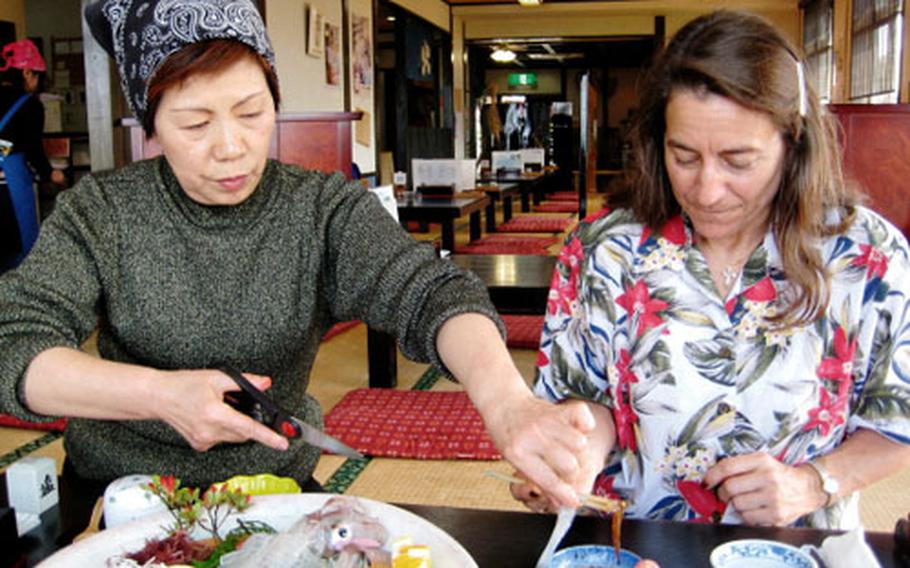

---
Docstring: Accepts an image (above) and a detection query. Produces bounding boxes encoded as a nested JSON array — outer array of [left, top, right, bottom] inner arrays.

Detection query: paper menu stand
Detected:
[[491, 150, 523, 175], [393, 171, 407, 195], [411, 159, 475, 193], [519, 148, 546, 172], [6, 456, 57, 535]]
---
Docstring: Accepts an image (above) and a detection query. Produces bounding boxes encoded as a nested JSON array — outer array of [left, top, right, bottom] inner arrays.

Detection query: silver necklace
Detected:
[[722, 265, 740, 287]]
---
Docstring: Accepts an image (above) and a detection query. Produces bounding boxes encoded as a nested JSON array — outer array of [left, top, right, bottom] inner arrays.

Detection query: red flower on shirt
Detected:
[[616, 280, 669, 336], [816, 326, 857, 397], [558, 236, 585, 274], [611, 349, 639, 452], [536, 348, 550, 368], [677, 479, 727, 523], [547, 274, 577, 316], [851, 244, 889, 280], [742, 276, 777, 302], [592, 474, 621, 501], [582, 207, 611, 224], [640, 215, 686, 248], [803, 387, 847, 437], [546, 237, 585, 316]]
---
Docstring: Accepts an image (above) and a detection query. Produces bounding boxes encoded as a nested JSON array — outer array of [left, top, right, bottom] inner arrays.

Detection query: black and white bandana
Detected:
[[84, 0, 276, 122]]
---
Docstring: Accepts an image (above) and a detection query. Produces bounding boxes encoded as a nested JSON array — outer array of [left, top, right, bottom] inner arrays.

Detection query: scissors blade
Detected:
[[291, 417, 365, 460]]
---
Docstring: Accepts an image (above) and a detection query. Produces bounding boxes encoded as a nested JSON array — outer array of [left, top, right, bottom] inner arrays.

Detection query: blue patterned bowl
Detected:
[[551, 545, 642, 567], [711, 539, 818, 568]]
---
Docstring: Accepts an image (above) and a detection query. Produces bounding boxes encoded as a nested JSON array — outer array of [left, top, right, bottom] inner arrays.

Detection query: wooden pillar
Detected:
[[80, 0, 114, 172]]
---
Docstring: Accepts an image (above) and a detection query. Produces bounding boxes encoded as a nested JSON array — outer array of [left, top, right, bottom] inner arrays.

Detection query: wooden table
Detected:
[[470, 183, 519, 232], [477, 171, 550, 212], [396, 194, 490, 252], [368, 255, 556, 389], [5, 472, 902, 567], [408, 504, 903, 567], [451, 254, 556, 314]]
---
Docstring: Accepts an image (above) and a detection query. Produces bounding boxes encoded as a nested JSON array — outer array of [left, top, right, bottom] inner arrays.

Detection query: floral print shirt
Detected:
[[534, 206, 910, 529]]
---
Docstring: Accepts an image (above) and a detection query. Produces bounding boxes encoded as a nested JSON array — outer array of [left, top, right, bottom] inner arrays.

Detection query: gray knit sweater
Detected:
[[0, 158, 501, 488]]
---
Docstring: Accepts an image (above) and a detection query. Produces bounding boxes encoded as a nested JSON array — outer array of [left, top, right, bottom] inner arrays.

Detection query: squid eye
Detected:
[[330, 524, 352, 547]]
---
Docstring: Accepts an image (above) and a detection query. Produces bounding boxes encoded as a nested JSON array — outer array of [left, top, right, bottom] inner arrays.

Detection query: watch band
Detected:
[[805, 460, 839, 508]]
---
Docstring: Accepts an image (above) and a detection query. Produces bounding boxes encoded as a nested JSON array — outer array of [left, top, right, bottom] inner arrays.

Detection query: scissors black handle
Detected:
[[219, 365, 302, 439]]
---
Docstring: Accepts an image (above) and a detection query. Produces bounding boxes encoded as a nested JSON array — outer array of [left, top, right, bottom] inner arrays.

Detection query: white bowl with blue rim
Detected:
[[551, 544, 642, 567], [711, 539, 818, 568]]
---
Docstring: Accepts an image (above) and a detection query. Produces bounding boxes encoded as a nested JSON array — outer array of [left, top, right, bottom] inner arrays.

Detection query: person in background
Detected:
[[509, 10, 910, 529], [0, 38, 65, 271], [0, 0, 586, 536]]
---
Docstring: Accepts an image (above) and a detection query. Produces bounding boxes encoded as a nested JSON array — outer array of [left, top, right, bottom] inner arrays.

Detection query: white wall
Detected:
[[267, 0, 344, 113]]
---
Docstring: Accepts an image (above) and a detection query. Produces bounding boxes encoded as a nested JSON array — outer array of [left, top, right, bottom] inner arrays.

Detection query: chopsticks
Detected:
[[484, 470, 626, 514]]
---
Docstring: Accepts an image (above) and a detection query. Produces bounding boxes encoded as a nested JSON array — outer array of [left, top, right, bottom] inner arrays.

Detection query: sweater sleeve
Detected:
[[315, 173, 505, 376], [0, 173, 114, 421]]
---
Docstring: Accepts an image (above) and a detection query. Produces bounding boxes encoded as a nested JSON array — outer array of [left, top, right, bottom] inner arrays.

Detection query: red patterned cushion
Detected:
[[496, 216, 574, 233], [324, 389, 501, 460], [478, 234, 559, 247], [534, 202, 579, 213], [502, 314, 544, 349], [548, 191, 580, 202], [0, 414, 67, 431], [454, 243, 550, 255]]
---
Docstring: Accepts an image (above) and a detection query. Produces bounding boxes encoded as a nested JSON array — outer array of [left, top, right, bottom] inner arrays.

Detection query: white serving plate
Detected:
[[38, 493, 477, 567]]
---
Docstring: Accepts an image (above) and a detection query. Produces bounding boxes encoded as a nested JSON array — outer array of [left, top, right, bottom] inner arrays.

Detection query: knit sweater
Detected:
[[0, 158, 501, 488]]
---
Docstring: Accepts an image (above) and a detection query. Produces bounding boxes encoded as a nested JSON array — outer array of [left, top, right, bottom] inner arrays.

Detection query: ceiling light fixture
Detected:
[[490, 48, 517, 63], [518, 0, 543, 6]]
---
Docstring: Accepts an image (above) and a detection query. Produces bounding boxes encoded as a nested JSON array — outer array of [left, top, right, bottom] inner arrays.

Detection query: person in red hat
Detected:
[[0, 38, 65, 272]]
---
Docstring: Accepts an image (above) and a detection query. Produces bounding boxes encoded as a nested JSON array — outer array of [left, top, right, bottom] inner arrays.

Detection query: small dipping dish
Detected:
[[551, 544, 642, 567]]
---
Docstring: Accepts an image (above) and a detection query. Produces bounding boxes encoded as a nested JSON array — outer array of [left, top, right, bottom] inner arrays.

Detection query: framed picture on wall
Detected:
[[324, 22, 341, 86], [351, 13, 372, 93], [306, 5, 324, 57]]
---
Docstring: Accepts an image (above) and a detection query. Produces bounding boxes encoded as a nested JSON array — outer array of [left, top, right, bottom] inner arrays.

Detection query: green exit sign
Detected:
[[508, 72, 538, 87]]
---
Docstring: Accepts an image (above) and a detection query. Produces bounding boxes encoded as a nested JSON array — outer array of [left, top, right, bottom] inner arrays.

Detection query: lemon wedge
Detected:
[[392, 536, 432, 568], [209, 474, 301, 495]]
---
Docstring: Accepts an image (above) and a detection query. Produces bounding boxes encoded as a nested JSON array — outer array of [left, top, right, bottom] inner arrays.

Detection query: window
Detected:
[[803, 0, 834, 102], [850, 0, 904, 102]]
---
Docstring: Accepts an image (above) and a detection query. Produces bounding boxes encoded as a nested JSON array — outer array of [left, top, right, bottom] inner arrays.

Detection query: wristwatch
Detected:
[[806, 460, 840, 507]]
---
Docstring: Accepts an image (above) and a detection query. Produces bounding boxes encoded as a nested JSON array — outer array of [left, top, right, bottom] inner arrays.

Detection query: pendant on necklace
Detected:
[[722, 265, 739, 287]]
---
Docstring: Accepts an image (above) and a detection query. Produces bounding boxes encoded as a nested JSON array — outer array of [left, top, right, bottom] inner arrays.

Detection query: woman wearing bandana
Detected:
[[0, 0, 592, 529]]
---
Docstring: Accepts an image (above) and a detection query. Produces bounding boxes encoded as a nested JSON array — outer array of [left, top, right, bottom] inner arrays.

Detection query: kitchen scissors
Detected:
[[219, 365, 364, 460]]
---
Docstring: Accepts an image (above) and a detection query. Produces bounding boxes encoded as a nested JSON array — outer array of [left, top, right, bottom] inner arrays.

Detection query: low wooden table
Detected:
[[469, 183, 519, 232], [451, 254, 556, 314], [396, 194, 490, 252], [477, 171, 551, 212], [5, 472, 901, 568]]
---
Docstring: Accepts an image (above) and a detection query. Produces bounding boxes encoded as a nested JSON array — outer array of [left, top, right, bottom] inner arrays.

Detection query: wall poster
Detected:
[[324, 22, 341, 86], [351, 13, 373, 93], [306, 5, 324, 57]]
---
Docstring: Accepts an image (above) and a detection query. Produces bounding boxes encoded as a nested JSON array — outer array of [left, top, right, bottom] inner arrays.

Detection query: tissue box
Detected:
[[6, 456, 58, 515]]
